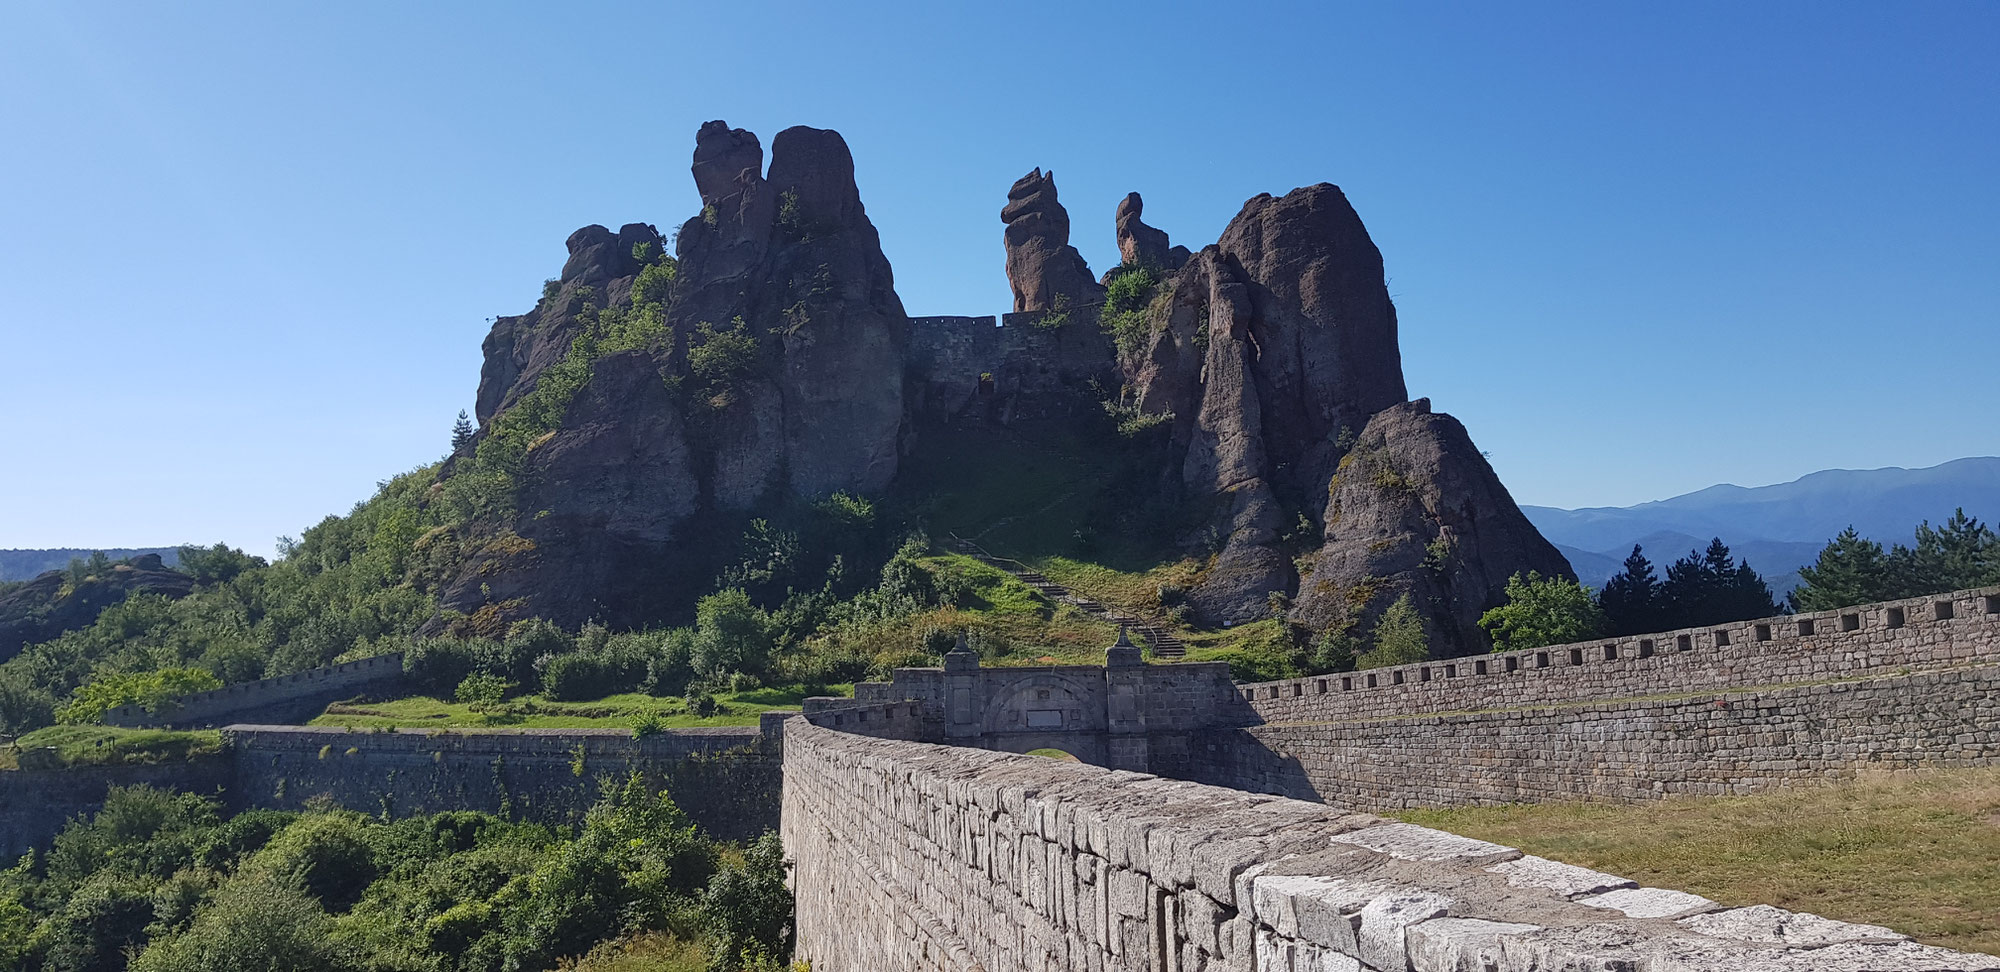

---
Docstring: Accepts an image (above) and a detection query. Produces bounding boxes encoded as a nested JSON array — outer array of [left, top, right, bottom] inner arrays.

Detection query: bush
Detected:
[[130, 871, 356, 972], [541, 652, 616, 702], [57, 668, 223, 725], [691, 590, 771, 680], [455, 673, 511, 712], [402, 637, 489, 695], [702, 833, 794, 965], [1478, 571, 1605, 652]]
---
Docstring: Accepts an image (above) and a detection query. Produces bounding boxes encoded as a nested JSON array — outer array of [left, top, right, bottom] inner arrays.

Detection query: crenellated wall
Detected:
[[1194, 585, 2000, 810], [905, 307, 1119, 422], [781, 719, 2000, 972], [1232, 586, 2000, 726], [102, 653, 407, 729]]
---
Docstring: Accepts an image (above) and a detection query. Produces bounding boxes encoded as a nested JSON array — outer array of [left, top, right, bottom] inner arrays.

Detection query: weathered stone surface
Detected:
[[1487, 856, 1636, 898], [1293, 398, 1576, 655], [1328, 822, 1518, 864], [1405, 917, 1545, 972], [1001, 168, 1103, 313], [1578, 886, 1718, 919], [1678, 904, 1904, 947]]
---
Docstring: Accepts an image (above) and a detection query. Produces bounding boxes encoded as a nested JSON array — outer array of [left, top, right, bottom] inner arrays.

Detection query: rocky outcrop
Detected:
[[0, 555, 195, 661], [1001, 169, 1104, 313], [1118, 183, 1566, 641], [1113, 192, 1188, 272], [1292, 400, 1574, 656], [476, 222, 663, 426], [444, 121, 910, 629]]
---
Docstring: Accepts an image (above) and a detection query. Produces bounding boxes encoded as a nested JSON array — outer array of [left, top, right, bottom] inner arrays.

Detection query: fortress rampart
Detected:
[[781, 718, 1998, 972], [102, 653, 406, 729], [1232, 586, 1999, 726]]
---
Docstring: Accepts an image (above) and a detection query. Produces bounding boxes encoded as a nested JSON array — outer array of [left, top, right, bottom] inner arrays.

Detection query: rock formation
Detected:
[[1292, 400, 1574, 655], [1113, 192, 1188, 272], [1001, 169, 1104, 313], [1118, 183, 1569, 648], [0, 554, 195, 661], [444, 121, 910, 630], [447, 127, 1568, 653]]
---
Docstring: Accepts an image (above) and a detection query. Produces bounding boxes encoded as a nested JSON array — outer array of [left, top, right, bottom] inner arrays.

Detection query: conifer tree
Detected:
[[1659, 538, 1778, 628], [450, 410, 476, 452], [1596, 545, 1660, 635]]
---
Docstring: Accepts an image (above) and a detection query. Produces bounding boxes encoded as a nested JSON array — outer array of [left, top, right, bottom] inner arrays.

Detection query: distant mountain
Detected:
[[0, 547, 182, 582], [1527, 457, 2000, 597]]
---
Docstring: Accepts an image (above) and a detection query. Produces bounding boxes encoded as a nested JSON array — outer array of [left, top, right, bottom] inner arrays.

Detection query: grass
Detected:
[[2, 725, 225, 769], [307, 686, 846, 731], [900, 553, 1121, 665], [1397, 768, 2000, 955], [1025, 747, 1080, 761], [556, 933, 710, 972]]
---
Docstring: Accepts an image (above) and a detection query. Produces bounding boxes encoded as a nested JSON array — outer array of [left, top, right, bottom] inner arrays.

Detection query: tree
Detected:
[[1912, 508, 2000, 590], [56, 668, 224, 725], [1792, 527, 1899, 612], [1479, 571, 1605, 652], [1596, 545, 1660, 635], [1356, 594, 1429, 669], [1658, 538, 1779, 628], [691, 589, 772, 679], [451, 410, 476, 452]]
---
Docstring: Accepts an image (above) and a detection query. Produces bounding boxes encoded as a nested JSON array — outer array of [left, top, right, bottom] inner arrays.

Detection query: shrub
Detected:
[[455, 673, 511, 712], [1099, 264, 1161, 355], [541, 653, 616, 702], [1478, 571, 1606, 652], [57, 668, 223, 725]]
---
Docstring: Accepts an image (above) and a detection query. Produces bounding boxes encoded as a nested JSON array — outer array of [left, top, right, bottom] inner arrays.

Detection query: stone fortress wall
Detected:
[[102, 652, 407, 729], [782, 718, 1999, 972], [221, 724, 781, 841], [1188, 585, 2000, 809], [905, 306, 1120, 422]]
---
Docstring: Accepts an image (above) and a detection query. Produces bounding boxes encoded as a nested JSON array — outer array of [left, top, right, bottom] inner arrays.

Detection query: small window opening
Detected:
[[1715, 629, 1731, 647], [1638, 639, 1655, 658], [1536, 652, 1550, 668], [1392, 670, 1405, 685], [1676, 634, 1692, 652], [1886, 607, 1906, 628], [1797, 619, 1816, 637], [1755, 624, 1772, 642], [1841, 613, 1860, 632], [1569, 648, 1584, 666], [1342, 677, 1353, 691], [1314, 679, 1328, 694], [1445, 664, 1458, 678], [1936, 601, 1956, 621], [1419, 667, 1432, 682], [1366, 673, 1378, 688], [1603, 644, 1619, 661], [1475, 660, 1489, 675], [1504, 656, 1520, 672], [1984, 595, 1999, 616]]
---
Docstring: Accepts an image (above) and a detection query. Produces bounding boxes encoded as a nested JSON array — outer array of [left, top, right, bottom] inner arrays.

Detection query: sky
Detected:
[[1, 1, 1995, 558]]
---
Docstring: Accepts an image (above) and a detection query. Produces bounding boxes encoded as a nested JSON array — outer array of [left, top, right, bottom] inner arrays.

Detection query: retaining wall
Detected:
[[223, 724, 781, 840], [103, 653, 407, 728], [0, 756, 232, 858], [782, 720, 1997, 972]]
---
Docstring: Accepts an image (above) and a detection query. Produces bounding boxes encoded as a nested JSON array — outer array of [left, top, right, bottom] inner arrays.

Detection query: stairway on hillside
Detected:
[[947, 537, 1187, 660]]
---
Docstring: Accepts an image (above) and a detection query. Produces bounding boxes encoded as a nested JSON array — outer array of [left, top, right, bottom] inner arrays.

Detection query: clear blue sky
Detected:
[[2, 1, 1995, 558]]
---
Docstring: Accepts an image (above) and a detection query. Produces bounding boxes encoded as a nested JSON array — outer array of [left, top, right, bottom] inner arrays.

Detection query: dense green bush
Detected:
[[7, 778, 788, 972]]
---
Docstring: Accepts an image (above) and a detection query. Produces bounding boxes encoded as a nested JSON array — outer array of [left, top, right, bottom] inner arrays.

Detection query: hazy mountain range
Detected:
[[1524, 457, 2000, 596], [0, 547, 181, 582]]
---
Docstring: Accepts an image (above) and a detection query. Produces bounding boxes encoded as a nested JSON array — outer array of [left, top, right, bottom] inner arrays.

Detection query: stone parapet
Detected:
[[782, 721, 1998, 971]]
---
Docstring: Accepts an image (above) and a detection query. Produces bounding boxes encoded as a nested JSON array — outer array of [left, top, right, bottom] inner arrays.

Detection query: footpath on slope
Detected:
[[947, 536, 1186, 659]]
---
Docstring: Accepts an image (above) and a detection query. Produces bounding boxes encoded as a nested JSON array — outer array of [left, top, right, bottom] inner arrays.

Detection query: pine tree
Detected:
[[1912, 508, 1999, 591], [1792, 527, 1894, 611], [1596, 545, 1660, 635], [1659, 538, 1778, 628], [450, 410, 476, 452]]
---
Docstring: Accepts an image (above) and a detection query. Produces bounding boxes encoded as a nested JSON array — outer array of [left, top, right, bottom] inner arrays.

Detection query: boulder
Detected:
[[0, 557, 196, 661], [1002, 168, 1104, 313]]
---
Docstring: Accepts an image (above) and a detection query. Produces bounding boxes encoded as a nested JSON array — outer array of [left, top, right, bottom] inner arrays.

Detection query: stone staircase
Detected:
[[948, 537, 1187, 660]]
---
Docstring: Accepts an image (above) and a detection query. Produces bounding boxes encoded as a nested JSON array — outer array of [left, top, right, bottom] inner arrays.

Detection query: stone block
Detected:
[[1576, 886, 1717, 919], [1486, 855, 1635, 898], [1678, 904, 1904, 946], [1329, 822, 1520, 864]]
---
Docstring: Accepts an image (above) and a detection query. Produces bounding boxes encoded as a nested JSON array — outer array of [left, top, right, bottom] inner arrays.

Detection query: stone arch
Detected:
[[980, 671, 1102, 736]]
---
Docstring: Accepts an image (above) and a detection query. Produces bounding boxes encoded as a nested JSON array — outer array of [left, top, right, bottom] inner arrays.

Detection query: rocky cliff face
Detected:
[[444, 121, 909, 630], [1118, 183, 1567, 648], [1001, 169, 1104, 314]]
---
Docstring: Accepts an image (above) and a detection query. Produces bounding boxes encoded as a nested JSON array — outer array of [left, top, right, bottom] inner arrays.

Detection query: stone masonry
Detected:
[[782, 719, 2000, 972]]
